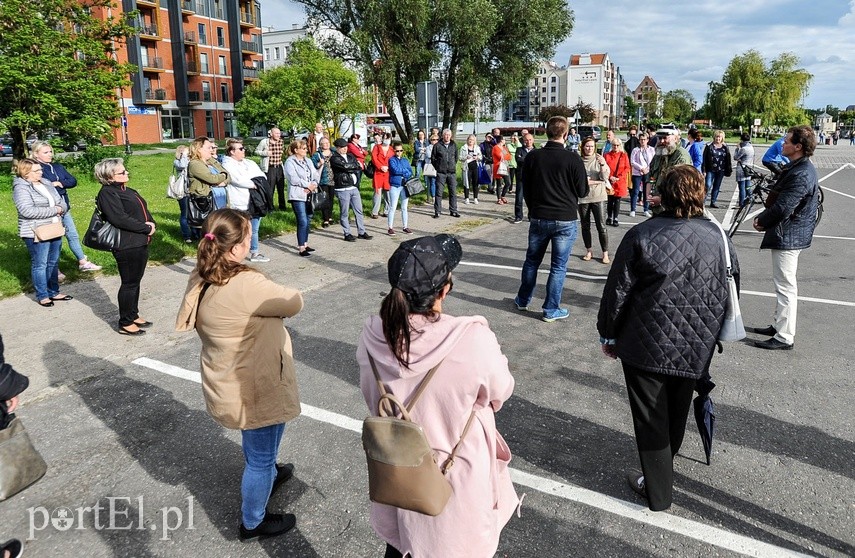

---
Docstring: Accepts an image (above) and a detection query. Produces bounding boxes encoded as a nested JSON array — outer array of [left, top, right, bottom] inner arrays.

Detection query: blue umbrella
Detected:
[[693, 375, 716, 466]]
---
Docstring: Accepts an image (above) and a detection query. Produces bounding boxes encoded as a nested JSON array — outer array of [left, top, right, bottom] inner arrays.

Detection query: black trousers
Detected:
[[267, 164, 286, 209], [514, 169, 525, 221], [623, 363, 695, 511], [464, 161, 479, 199], [319, 184, 334, 222], [113, 245, 149, 327], [579, 201, 608, 252], [606, 195, 622, 221]]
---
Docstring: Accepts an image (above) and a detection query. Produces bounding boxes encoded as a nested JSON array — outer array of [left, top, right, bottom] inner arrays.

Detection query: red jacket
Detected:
[[492, 144, 511, 177], [604, 150, 630, 197], [371, 144, 391, 190]]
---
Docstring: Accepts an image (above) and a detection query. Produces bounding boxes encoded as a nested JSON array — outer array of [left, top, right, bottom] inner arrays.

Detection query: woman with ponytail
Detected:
[[175, 208, 304, 542], [356, 235, 520, 558]]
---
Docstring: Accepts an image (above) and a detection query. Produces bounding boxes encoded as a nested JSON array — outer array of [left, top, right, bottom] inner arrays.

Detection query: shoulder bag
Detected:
[[0, 416, 48, 501], [716, 224, 746, 341], [83, 202, 121, 251], [422, 162, 437, 177], [309, 188, 330, 212], [33, 219, 65, 242], [404, 177, 425, 197], [362, 355, 475, 516], [167, 168, 188, 200], [364, 160, 376, 179], [187, 194, 214, 228]]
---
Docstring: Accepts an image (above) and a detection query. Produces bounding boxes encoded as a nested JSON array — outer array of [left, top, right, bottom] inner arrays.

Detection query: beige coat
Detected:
[[175, 270, 304, 430]]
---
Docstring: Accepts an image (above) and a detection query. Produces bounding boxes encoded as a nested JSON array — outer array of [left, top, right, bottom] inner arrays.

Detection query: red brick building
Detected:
[[106, 0, 262, 145]]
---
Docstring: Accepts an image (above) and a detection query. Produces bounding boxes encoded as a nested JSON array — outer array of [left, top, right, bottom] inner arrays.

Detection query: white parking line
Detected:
[[457, 261, 855, 308], [132, 357, 815, 558]]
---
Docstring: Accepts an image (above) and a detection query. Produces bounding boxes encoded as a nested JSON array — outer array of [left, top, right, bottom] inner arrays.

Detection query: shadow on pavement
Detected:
[[46, 341, 319, 556]]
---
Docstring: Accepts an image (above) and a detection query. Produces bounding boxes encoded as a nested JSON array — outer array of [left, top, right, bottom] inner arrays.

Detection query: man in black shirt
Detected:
[[514, 116, 588, 322], [430, 129, 460, 218]]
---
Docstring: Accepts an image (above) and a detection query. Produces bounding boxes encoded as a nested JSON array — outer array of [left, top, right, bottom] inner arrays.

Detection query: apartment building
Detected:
[[505, 61, 567, 121], [261, 25, 309, 69], [107, 0, 263, 144], [633, 75, 662, 119], [567, 53, 619, 128]]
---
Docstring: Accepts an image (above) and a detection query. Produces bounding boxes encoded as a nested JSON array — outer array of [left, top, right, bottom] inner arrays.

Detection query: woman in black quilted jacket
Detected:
[[596, 165, 739, 511]]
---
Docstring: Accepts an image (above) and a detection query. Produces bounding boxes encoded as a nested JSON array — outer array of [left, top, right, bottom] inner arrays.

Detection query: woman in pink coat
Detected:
[[357, 234, 519, 558]]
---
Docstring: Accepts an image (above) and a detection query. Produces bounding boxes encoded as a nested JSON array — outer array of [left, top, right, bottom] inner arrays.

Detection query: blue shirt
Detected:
[[762, 137, 789, 165]]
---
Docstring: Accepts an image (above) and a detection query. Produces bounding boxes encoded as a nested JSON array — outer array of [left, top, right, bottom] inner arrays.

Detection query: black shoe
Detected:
[[298, 250, 311, 257], [0, 539, 22, 558], [118, 326, 146, 336], [344, 234, 357, 242], [305, 246, 316, 253], [133, 320, 154, 328], [432, 213, 440, 219], [606, 218, 613, 226], [626, 470, 646, 498], [754, 337, 793, 350], [358, 232, 373, 240], [613, 220, 620, 227], [710, 203, 719, 209], [239, 512, 296, 542], [750, 325, 777, 336], [272, 463, 294, 494], [450, 212, 461, 218]]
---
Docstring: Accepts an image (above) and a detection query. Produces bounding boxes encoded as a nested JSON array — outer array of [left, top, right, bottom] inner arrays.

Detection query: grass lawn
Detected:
[[0, 154, 432, 299]]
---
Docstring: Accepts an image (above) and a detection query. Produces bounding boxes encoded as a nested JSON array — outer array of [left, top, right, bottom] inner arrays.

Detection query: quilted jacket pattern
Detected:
[[757, 156, 819, 250], [597, 215, 739, 379]]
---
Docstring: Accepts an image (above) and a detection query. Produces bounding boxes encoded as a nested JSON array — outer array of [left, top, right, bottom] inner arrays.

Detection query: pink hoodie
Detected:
[[357, 313, 519, 558]]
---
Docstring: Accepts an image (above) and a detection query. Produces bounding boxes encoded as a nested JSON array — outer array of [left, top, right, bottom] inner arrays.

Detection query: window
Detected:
[[274, 47, 280, 59], [550, 86, 556, 93], [161, 108, 193, 140], [220, 83, 229, 103], [264, 48, 269, 61], [218, 55, 226, 75], [541, 97, 546, 103], [216, 27, 225, 47], [541, 87, 546, 93], [197, 23, 207, 45], [200, 53, 209, 73], [205, 111, 214, 137], [202, 81, 211, 102], [551, 76, 556, 83]]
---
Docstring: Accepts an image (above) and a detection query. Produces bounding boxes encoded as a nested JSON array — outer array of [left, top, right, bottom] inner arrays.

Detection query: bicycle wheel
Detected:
[[728, 198, 752, 237]]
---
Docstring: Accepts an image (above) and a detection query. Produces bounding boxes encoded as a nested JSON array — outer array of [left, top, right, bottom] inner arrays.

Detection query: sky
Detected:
[[260, 0, 855, 111]]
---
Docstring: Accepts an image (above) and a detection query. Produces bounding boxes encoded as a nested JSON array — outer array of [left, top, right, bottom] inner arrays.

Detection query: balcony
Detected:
[[241, 40, 261, 54], [240, 12, 257, 27], [144, 88, 168, 104], [194, 1, 209, 16], [181, 0, 194, 13], [242, 66, 259, 80], [137, 0, 158, 5], [184, 31, 197, 44], [202, 91, 212, 102], [186, 60, 199, 74], [142, 57, 165, 72], [213, 8, 225, 19], [188, 91, 202, 105], [138, 23, 160, 39]]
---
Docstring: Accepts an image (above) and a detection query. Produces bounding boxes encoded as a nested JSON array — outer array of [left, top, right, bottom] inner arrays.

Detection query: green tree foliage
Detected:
[[0, 0, 136, 158], [624, 95, 640, 123], [661, 89, 696, 124], [235, 39, 370, 136], [639, 89, 659, 120], [568, 101, 596, 125], [705, 50, 811, 129], [299, 0, 573, 142], [538, 104, 573, 124]]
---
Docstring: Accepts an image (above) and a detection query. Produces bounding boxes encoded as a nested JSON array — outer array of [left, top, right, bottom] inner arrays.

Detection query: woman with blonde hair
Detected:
[[284, 139, 319, 256], [187, 136, 230, 209], [12, 158, 70, 306], [578, 137, 611, 263], [604, 137, 630, 226], [176, 208, 303, 541]]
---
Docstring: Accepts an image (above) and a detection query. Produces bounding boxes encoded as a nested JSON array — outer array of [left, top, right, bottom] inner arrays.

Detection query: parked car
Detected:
[[577, 125, 602, 141], [0, 136, 13, 156], [26, 132, 87, 152]]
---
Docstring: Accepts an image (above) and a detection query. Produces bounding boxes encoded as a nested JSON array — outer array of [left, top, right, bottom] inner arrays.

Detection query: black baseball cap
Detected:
[[388, 235, 462, 296], [333, 138, 348, 148]]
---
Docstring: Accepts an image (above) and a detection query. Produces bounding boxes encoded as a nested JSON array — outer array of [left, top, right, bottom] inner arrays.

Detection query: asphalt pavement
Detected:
[[0, 144, 853, 557]]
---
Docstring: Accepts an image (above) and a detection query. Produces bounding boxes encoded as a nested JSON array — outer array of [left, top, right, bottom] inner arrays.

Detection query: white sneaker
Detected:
[[464, 198, 470, 204], [629, 211, 636, 217], [79, 260, 102, 271], [473, 198, 479, 205], [644, 210, 652, 217], [249, 253, 270, 263]]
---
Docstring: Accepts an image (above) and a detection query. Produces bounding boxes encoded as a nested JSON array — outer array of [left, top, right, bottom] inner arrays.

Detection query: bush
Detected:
[[63, 145, 130, 175]]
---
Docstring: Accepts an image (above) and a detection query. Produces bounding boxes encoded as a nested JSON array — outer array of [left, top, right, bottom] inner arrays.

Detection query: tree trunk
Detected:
[[10, 126, 27, 160]]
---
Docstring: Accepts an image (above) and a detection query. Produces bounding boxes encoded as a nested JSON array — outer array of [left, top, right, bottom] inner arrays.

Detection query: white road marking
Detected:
[[733, 230, 855, 241], [132, 357, 818, 558], [457, 261, 855, 308], [458, 260, 608, 281], [818, 162, 855, 182]]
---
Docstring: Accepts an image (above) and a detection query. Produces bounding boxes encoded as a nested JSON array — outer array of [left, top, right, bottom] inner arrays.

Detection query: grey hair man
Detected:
[[430, 129, 460, 218], [647, 129, 691, 209]]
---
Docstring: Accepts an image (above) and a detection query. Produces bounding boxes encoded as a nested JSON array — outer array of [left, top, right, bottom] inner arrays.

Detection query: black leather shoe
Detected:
[[432, 213, 440, 219], [272, 463, 294, 494], [750, 325, 777, 336], [239, 512, 296, 541], [626, 470, 646, 498], [133, 320, 154, 328], [358, 233, 373, 240], [450, 212, 461, 218], [754, 337, 793, 350], [118, 326, 146, 336], [710, 203, 719, 209], [344, 234, 357, 242]]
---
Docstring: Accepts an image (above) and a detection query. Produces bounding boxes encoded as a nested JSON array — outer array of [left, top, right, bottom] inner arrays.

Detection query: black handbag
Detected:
[[310, 189, 331, 212], [404, 177, 425, 197], [83, 203, 121, 251], [187, 194, 214, 228], [364, 161, 376, 179]]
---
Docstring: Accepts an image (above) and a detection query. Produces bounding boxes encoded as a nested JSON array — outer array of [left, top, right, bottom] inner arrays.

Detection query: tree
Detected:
[[538, 104, 573, 124], [639, 89, 659, 120], [300, 0, 573, 142], [624, 95, 640, 124], [568, 101, 596, 125], [661, 89, 696, 125], [705, 50, 811, 129], [235, 39, 370, 136], [0, 0, 136, 158]]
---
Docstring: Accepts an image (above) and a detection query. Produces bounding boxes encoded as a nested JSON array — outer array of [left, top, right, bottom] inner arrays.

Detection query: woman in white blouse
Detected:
[[222, 138, 270, 263]]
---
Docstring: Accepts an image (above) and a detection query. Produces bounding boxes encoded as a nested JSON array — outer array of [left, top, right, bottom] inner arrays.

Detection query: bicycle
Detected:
[[727, 164, 824, 237]]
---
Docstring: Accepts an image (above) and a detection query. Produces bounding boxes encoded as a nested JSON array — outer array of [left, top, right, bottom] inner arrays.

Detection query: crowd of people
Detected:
[[6, 117, 823, 556]]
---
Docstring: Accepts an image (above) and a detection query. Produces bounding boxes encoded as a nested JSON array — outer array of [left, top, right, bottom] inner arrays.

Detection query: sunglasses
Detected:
[[394, 149, 403, 153], [116, 170, 129, 175], [235, 146, 245, 151]]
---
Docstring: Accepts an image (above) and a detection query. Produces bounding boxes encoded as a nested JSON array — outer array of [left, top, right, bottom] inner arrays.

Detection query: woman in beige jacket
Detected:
[[175, 208, 303, 542]]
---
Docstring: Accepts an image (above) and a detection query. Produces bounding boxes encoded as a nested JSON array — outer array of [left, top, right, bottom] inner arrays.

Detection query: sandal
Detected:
[[50, 294, 74, 301], [602, 255, 610, 264], [38, 299, 54, 307], [582, 252, 593, 261]]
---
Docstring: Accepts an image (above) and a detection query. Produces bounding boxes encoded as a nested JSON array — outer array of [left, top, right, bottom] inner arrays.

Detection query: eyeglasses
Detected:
[[235, 146, 245, 151], [115, 170, 129, 175], [394, 149, 403, 153]]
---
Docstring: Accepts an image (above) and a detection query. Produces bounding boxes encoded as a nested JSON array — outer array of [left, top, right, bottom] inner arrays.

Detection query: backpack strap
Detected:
[[367, 353, 442, 418], [440, 410, 477, 475]]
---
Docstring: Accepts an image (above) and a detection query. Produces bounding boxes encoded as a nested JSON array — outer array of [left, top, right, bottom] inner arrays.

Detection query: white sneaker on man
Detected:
[[464, 198, 470, 204], [629, 211, 636, 217], [473, 198, 479, 205]]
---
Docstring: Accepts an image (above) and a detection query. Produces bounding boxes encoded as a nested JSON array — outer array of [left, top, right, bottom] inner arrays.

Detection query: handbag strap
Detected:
[[439, 410, 476, 475], [715, 222, 733, 276]]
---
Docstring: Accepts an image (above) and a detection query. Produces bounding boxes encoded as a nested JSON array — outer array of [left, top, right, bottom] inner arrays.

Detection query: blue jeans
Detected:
[[177, 197, 195, 240], [387, 186, 409, 229], [630, 175, 649, 212], [426, 176, 436, 198], [212, 186, 228, 210], [61, 211, 85, 261], [241, 422, 286, 529], [516, 219, 578, 317], [514, 170, 525, 220], [24, 236, 62, 301], [290, 200, 312, 247], [705, 172, 725, 204], [415, 160, 424, 178], [737, 179, 751, 206], [250, 216, 261, 252]]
